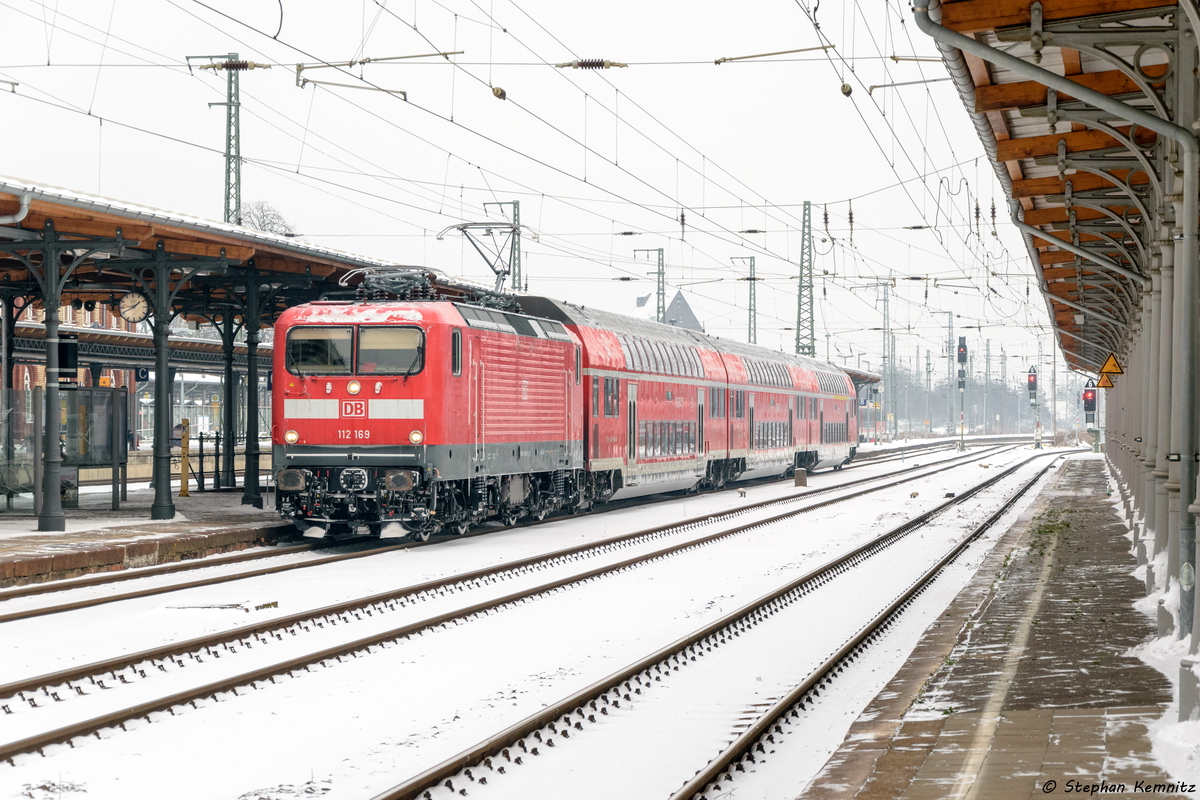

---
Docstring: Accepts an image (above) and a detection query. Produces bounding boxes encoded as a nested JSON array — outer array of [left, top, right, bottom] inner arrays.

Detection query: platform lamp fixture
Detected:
[[1028, 367, 1041, 449]]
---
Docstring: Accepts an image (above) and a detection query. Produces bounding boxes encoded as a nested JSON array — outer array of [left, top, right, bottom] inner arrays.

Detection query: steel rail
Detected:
[[0, 446, 1021, 761], [0, 444, 1015, 704], [670, 453, 1075, 799], [0, 436, 1013, 604], [367, 450, 1065, 800], [0, 439, 975, 604], [0, 443, 1012, 624]]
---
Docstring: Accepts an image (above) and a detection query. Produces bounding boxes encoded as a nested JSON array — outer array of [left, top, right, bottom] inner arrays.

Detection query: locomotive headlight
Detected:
[[347, 380, 362, 395], [284, 430, 300, 444], [409, 430, 424, 444]]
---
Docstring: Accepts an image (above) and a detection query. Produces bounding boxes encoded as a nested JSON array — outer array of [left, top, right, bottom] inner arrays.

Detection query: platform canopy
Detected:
[[0, 176, 414, 319], [922, 0, 1185, 375]]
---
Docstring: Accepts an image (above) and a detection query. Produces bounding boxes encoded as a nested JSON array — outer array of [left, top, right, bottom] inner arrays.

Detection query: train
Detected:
[[271, 274, 859, 540]]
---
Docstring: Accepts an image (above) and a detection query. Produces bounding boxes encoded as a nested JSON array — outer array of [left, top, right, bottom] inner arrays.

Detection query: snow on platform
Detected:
[[798, 456, 1196, 799]]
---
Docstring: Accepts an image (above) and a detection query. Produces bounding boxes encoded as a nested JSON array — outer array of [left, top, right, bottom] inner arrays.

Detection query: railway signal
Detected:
[[1083, 379, 1097, 429], [1089, 376, 1099, 450], [956, 337, 967, 451], [1028, 367, 1041, 449]]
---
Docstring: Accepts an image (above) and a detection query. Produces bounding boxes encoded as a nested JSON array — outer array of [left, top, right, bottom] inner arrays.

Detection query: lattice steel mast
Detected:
[[189, 54, 272, 226], [635, 248, 665, 323], [796, 201, 815, 357], [485, 201, 521, 290], [733, 256, 758, 343]]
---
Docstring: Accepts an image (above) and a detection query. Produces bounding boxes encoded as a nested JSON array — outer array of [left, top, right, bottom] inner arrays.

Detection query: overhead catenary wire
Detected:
[[2, 0, 1048, 368]]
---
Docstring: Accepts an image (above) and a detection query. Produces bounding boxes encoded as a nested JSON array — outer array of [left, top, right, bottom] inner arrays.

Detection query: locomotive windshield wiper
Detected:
[[401, 344, 424, 382]]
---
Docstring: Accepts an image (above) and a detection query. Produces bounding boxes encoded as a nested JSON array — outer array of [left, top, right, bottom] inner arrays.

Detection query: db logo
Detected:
[[341, 401, 366, 418]]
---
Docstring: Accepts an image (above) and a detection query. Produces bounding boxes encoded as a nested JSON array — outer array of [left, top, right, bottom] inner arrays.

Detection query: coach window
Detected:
[[286, 326, 353, 375], [634, 338, 650, 372], [603, 377, 621, 417], [667, 344, 681, 376], [651, 341, 667, 374], [451, 329, 462, 376], [593, 377, 600, 416]]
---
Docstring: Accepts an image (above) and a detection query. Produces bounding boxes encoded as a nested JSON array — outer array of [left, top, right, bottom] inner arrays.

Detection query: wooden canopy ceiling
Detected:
[[0, 180, 413, 324], [933, 0, 1179, 374]]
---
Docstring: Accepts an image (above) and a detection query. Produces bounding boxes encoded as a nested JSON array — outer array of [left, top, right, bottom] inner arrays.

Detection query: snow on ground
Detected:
[[0, 443, 1052, 799], [454, 458, 1057, 800], [0, 444, 1002, 669], [669, 454, 1063, 800], [1125, 471, 1200, 781]]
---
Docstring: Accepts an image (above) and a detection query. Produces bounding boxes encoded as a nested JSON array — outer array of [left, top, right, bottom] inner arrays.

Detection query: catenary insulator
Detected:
[[554, 59, 628, 69]]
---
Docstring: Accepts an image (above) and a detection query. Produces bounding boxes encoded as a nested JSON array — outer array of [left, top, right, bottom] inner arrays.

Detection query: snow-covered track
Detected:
[[0, 443, 1012, 625], [674, 452, 1075, 800], [363, 449, 1070, 800], [0, 446, 1017, 764]]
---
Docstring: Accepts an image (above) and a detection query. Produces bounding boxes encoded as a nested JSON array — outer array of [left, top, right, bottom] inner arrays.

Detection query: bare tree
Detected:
[[241, 201, 296, 236]]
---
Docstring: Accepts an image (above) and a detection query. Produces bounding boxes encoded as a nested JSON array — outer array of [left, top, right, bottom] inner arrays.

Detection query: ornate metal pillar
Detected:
[[242, 264, 262, 508], [150, 246, 176, 520], [221, 313, 237, 489]]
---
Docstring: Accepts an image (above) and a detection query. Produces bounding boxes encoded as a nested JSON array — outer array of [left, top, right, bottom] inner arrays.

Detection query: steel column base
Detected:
[[36, 515, 65, 532], [1180, 659, 1199, 722]]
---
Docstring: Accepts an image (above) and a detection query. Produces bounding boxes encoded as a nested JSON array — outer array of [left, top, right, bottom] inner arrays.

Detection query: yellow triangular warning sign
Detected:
[[1100, 353, 1124, 374], [1098, 373, 1115, 388]]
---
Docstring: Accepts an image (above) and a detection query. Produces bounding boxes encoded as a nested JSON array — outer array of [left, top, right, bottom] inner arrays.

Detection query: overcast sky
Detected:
[[0, 0, 1077, 394]]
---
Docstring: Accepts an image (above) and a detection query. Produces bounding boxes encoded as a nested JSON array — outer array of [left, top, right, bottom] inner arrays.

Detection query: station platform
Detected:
[[0, 482, 288, 588], [801, 456, 1189, 799]]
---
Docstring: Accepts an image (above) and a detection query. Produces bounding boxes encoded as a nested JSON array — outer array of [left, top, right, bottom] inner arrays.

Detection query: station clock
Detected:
[[117, 291, 151, 323]]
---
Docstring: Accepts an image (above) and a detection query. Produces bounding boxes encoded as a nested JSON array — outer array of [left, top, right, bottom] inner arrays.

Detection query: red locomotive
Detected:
[[272, 275, 857, 539]]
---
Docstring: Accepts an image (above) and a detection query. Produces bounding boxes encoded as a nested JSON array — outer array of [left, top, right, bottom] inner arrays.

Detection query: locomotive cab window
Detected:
[[358, 327, 424, 375], [286, 327, 353, 375]]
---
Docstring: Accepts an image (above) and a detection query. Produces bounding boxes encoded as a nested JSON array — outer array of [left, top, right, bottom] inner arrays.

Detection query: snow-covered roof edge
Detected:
[[0, 175, 403, 271]]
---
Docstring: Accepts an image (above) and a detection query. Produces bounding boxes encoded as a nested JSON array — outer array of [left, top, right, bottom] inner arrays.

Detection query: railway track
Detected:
[[0, 438, 977, 605], [368, 449, 1073, 800], [0, 444, 1024, 763], [0, 440, 1014, 622]]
